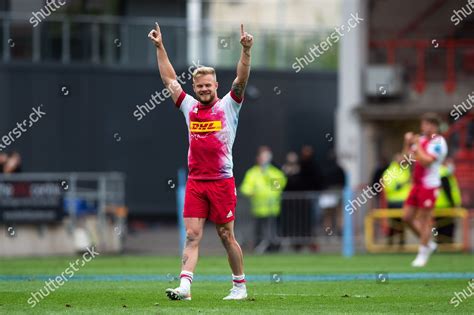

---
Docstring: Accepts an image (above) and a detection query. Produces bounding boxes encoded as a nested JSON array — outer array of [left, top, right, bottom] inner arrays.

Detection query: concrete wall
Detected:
[[0, 218, 121, 257]]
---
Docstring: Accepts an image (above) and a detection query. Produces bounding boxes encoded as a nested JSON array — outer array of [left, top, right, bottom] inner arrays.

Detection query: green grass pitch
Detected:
[[1, 253, 473, 314]]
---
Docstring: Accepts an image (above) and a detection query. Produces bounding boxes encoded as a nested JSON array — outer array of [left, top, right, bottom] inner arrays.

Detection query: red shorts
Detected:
[[183, 177, 237, 224], [405, 185, 438, 210]]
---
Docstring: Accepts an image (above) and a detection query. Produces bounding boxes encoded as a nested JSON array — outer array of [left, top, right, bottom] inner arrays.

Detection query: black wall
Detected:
[[0, 63, 337, 216]]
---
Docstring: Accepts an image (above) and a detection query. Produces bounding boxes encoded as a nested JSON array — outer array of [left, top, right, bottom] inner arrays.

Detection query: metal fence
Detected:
[[235, 190, 344, 253]]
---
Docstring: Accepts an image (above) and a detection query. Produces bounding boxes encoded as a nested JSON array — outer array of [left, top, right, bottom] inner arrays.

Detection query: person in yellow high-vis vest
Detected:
[[383, 153, 412, 246], [435, 159, 462, 243], [240, 146, 287, 252]]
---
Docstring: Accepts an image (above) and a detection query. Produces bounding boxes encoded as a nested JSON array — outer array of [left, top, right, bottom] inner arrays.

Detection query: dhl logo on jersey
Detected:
[[190, 121, 222, 132]]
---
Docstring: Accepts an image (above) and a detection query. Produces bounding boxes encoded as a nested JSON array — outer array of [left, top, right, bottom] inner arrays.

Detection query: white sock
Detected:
[[232, 274, 246, 288], [179, 271, 193, 292], [418, 245, 429, 256]]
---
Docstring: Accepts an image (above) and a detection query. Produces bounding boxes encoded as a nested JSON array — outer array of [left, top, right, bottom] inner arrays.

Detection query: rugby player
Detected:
[[402, 113, 448, 267], [148, 23, 253, 300]]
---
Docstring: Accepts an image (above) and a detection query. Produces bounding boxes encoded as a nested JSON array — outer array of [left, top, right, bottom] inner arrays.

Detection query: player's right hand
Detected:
[[404, 132, 414, 144], [148, 22, 162, 48]]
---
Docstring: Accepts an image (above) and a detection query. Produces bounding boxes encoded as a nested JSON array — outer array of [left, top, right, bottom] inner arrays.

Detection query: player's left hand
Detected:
[[240, 24, 253, 49]]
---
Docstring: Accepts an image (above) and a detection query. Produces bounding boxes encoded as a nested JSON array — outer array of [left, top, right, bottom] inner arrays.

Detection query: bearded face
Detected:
[[192, 74, 218, 105]]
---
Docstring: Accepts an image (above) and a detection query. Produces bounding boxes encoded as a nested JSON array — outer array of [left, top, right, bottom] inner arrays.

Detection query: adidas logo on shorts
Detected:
[[226, 210, 233, 218]]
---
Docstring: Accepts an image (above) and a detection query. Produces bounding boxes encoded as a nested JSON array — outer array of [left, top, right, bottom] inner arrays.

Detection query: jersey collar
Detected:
[[197, 97, 220, 109]]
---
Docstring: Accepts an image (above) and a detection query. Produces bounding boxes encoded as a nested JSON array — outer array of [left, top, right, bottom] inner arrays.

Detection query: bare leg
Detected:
[[181, 217, 206, 272], [402, 205, 421, 238], [417, 210, 433, 247], [216, 221, 244, 275]]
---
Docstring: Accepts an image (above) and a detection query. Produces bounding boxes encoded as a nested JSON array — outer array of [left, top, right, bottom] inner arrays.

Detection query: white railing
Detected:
[[0, 12, 334, 70]]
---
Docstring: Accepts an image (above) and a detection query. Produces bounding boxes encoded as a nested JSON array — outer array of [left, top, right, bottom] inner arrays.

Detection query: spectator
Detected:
[[240, 146, 287, 253], [4, 151, 22, 173], [280, 151, 302, 246], [0, 152, 8, 173], [320, 149, 345, 237], [282, 151, 301, 191], [383, 153, 411, 246], [299, 145, 325, 191], [281, 145, 323, 252], [322, 149, 345, 189]]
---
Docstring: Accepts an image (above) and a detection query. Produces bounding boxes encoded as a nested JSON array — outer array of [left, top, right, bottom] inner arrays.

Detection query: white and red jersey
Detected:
[[175, 90, 243, 180], [411, 134, 448, 189]]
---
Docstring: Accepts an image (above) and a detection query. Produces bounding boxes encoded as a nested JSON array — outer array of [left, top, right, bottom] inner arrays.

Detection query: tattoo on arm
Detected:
[[232, 81, 247, 99]]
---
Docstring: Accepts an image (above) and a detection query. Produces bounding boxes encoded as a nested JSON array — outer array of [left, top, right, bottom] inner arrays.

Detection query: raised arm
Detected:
[[413, 136, 436, 167], [148, 22, 183, 103], [402, 132, 414, 155], [231, 24, 254, 100]]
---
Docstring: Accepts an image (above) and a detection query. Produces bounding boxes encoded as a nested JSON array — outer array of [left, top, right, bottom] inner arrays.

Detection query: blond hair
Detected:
[[192, 66, 217, 81]]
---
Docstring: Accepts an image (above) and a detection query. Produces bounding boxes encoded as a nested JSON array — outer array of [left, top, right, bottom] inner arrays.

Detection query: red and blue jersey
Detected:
[[175, 90, 243, 180]]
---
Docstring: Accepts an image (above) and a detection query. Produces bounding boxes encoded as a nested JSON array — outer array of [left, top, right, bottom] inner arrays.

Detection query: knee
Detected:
[[185, 229, 202, 245], [217, 227, 234, 245], [417, 213, 431, 223], [402, 212, 413, 223]]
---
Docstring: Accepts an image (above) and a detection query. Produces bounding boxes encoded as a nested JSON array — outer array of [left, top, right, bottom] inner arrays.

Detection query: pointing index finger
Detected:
[[155, 22, 161, 33], [240, 24, 244, 36]]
